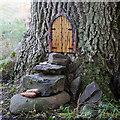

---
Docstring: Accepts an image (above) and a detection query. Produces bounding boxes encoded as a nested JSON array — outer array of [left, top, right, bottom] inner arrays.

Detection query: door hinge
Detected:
[[68, 48, 73, 50], [52, 28, 56, 30], [68, 28, 72, 30], [52, 47, 57, 49]]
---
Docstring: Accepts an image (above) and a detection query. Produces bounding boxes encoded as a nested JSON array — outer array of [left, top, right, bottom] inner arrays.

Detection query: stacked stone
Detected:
[[10, 53, 71, 114], [10, 53, 102, 114]]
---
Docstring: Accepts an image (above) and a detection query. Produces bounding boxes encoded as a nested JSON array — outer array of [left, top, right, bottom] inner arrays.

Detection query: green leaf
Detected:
[[58, 113, 68, 117], [49, 116, 53, 120], [59, 106, 64, 110], [7, 112, 10, 115]]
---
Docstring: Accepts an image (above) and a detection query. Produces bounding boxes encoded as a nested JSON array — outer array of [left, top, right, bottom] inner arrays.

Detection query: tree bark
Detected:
[[14, 1, 120, 99]]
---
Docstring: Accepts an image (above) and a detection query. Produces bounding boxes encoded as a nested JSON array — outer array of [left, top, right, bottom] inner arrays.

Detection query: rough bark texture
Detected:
[[14, 1, 120, 99]]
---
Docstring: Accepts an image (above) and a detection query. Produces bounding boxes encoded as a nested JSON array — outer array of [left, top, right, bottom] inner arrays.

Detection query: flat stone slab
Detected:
[[80, 104, 98, 116], [22, 74, 65, 96], [79, 81, 102, 104], [48, 53, 71, 66], [34, 62, 66, 75], [70, 76, 81, 99], [10, 91, 70, 114]]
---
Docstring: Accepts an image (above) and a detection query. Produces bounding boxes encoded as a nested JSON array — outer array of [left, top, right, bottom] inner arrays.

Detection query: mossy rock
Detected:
[[0, 58, 16, 82], [34, 62, 66, 75], [22, 74, 66, 96], [10, 91, 70, 114]]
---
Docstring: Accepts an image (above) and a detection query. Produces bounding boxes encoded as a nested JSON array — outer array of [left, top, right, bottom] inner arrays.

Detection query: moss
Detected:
[[79, 62, 113, 99], [43, 78, 47, 81], [0, 60, 13, 70], [0, 59, 15, 80], [51, 70, 56, 74], [0, 62, 7, 69], [38, 80, 42, 83], [10, 51, 16, 58]]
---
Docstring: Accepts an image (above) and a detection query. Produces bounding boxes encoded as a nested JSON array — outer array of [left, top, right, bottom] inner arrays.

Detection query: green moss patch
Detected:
[[79, 62, 113, 99]]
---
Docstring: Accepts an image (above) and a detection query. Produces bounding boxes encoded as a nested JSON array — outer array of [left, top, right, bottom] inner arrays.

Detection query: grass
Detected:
[[0, 19, 29, 60], [1, 80, 120, 119]]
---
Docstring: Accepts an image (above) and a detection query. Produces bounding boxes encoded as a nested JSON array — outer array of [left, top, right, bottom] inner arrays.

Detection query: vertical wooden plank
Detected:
[[66, 18, 69, 52], [53, 16, 61, 53], [52, 19, 55, 52], [61, 16, 63, 52], [65, 17, 67, 52], [67, 18, 70, 53], [57, 16, 61, 52], [55, 18, 58, 52], [66, 19, 68, 52], [56, 17, 60, 52], [62, 16, 70, 53], [59, 16, 61, 52], [62, 16, 65, 52], [69, 21, 72, 53], [52, 18, 57, 52], [51, 17, 61, 52], [54, 19, 57, 52], [66, 17, 68, 52]]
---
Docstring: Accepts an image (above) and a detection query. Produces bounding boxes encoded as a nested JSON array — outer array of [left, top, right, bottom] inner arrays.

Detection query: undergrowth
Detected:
[[0, 19, 28, 60], [1, 81, 120, 119]]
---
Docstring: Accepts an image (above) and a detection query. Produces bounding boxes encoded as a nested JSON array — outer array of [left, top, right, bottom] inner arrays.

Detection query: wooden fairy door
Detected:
[[49, 13, 77, 53]]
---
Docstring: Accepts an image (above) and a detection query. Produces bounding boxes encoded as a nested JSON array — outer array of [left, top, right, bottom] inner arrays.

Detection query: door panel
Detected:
[[52, 16, 62, 52], [62, 16, 67, 52], [62, 17, 72, 53], [57, 16, 62, 52], [51, 16, 72, 53]]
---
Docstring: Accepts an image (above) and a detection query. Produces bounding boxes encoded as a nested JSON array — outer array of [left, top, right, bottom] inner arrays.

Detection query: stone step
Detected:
[[10, 91, 70, 114], [79, 81, 102, 104], [48, 53, 71, 66], [33, 62, 66, 75], [22, 73, 66, 96]]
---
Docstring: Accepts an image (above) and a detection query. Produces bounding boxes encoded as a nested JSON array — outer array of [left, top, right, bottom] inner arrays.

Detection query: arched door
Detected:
[[49, 13, 77, 53]]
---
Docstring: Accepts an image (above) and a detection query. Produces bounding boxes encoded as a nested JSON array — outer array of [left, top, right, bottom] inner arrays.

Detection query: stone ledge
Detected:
[[22, 74, 65, 96], [10, 91, 70, 114]]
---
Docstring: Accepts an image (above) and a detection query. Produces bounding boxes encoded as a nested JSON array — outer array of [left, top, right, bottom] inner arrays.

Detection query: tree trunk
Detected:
[[14, 1, 120, 99]]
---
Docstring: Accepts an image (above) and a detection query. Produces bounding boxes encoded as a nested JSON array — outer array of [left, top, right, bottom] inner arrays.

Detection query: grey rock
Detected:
[[79, 81, 102, 104], [81, 104, 93, 112], [48, 53, 71, 66], [22, 73, 65, 96], [34, 62, 66, 75], [70, 76, 81, 99], [80, 104, 98, 116], [10, 91, 70, 114], [86, 90, 102, 104]]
